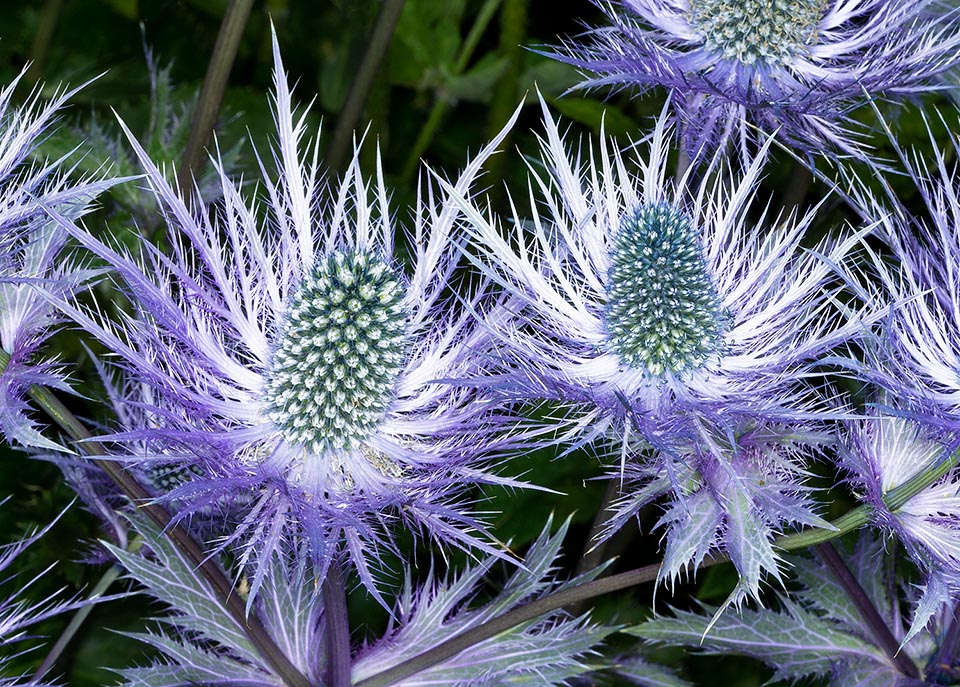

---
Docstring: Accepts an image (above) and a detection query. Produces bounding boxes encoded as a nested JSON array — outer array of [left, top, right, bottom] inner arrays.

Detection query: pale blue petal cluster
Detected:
[[548, 0, 960, 157]]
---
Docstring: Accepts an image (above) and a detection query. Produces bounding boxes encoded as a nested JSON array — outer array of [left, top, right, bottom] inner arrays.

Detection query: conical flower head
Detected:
[[605, 203, 728, 375], [263, 249, 408, 456], [52, 38, 524, 598], [689, 0, 827, 66]]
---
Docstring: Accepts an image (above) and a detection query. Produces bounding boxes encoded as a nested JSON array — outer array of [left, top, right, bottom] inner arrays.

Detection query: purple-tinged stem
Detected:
[[815, 542, 920, 679], [323, 559, 352, 687], [352, 555, 675, 687], [177, 0, 254, 198], [354, 455, 960, 687]]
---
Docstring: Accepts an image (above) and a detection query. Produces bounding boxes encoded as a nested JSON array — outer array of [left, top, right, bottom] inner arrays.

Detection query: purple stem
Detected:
[[815, 542, 919, 679], [324, 559, 352, 687]]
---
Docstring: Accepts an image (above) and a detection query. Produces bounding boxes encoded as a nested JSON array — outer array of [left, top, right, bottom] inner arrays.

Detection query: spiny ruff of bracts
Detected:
[[0, 69, 113, 452], [849, 120, 960, 436], [451, 98, 870, 600], [841, 414, 960, 644], [545, 0, 960, 158], [51, 39, 523, 601]]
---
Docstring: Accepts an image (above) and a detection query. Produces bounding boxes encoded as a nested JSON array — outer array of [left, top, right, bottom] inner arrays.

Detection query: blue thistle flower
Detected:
[[0, 70, 114, 452], [451, 99, 869, 600], [547, 0, 960, 157], [52, 38, 523, 599], [852, 122, 960, 432]]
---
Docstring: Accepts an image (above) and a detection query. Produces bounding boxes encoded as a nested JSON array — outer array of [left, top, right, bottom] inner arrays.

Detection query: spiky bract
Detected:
[[631, 534, 931, 684], [852, 117, 960, 434], [0, 69, 113, 451], [51, 40, 524, 599], [547, 0, 960, 157], [0, 506, 88, 686], [453, 98, 869, 600], [114, 514, 612, 687], [842, 415, 960, 644]]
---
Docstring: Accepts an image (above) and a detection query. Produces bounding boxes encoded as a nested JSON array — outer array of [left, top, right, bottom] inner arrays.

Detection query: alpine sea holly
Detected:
[[48, 38, 525, 601], [546, 0, 960, 158], [449, 98, 870, 601], [848, 115, 960, 436]]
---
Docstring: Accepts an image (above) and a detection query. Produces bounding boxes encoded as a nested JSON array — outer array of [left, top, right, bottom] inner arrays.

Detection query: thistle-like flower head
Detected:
[[854, 119, 960, 432], [460, 99, 864, 454], [548, 0, 960, 157], [0, 70, 113, 451], [453, 99, 868, 599], [54, 39, 522, 598]]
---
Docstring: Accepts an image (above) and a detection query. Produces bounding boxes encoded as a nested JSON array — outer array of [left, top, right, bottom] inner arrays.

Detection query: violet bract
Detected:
[[451, 99, 871, 600], [0, 69, 114, 452]]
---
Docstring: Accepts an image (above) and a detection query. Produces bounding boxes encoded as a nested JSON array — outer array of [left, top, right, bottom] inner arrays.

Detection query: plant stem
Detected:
[[32, 562, 125, 680], [573, 478, 621, 579], [352, 556, 676, 687], [355, 446, 960, 687], [0, 349, 311, 687], [323, 559, 352, 687], [177, 0, 254, 198], [815, 542, 920, 678], [399, 0, 502, 183], [325, 0, 406, 175], [481, 0, 526, 210]]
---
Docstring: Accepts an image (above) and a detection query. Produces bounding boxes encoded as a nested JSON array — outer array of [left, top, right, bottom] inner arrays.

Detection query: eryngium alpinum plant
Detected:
[[5, 4, 960, 686]]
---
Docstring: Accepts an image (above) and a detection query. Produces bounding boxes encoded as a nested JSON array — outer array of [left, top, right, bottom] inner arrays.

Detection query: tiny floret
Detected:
[[690, 0, 827, 66], [263, 250, 408, 454], [605, 203, 727, 375]]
